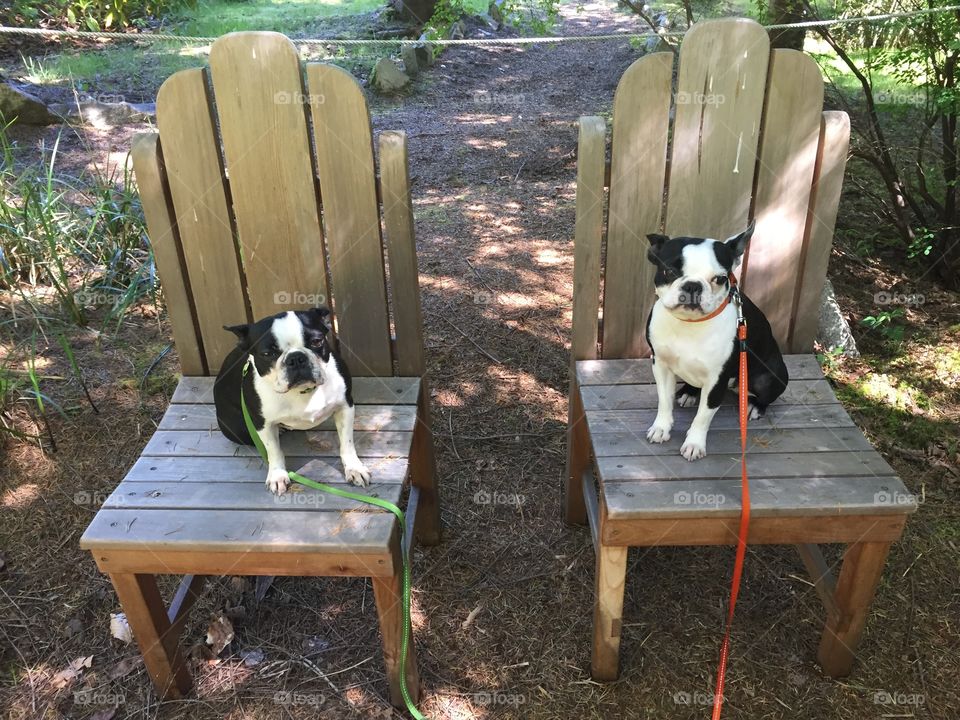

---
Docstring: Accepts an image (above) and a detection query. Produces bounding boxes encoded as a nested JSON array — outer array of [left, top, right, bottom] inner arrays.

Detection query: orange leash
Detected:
[[710, 296, 750, 720]]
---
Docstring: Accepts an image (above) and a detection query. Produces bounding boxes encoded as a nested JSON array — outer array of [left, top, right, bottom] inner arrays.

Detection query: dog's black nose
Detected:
[[284, 351, 308, 368], [679, 280, 702, 305]]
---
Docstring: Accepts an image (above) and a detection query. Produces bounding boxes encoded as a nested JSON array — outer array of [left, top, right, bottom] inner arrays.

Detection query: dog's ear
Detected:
[[305, 306, 333, 333], [224, 323, 250, 346], [646, 234, 670, 265], [724, 221, 754, 260]]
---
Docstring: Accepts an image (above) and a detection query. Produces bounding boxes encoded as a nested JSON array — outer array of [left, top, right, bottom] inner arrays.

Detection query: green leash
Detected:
[[240, 362, 426, 719]]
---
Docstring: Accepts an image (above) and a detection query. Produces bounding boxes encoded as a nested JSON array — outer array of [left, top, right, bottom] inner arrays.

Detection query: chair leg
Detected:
[[591, 544, 628, 681], [372, 548, 420, 708], [109, 573, 191, 699], [411, 379, 441, 546], [564, 379, 589, 525], [817, 541, 892, 677]]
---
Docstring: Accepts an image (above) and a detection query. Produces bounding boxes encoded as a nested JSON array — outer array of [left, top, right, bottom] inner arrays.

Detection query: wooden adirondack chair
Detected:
[[565, 18, 917, 681], [79, 32, 440, 706]]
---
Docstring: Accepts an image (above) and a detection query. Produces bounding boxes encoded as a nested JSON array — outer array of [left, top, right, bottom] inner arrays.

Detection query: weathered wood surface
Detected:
[[81, 508, 395, 552], [576, 355, 824, 386], [581, 357, 916, 521]]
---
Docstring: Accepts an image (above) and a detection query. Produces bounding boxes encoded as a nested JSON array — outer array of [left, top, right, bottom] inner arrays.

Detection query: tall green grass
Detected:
[[0, 118, 154, 327]]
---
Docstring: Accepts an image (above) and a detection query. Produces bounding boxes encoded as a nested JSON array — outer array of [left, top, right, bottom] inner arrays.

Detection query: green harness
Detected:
[[240, 362, 425, 719]]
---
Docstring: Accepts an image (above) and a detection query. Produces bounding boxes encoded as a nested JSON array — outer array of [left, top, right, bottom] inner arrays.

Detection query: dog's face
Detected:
[[226, 308, 332, 393], [646, 224, 753, 320]]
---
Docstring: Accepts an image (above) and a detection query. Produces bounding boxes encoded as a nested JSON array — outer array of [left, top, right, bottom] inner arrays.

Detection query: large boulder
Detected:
[[817, 279, 860, 357], [400, 44, 420, 78], [370, 58, 410, 93], [0, 82, 57, 125]]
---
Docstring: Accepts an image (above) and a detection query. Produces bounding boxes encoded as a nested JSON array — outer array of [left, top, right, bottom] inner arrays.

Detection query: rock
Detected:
[[371, 58, 410, 93], [817, 279, 860, 357], [400, 45, 420, 78], [48, 99, 156, 129], [415, 36, 435, 67], [0, 83, 57, 125]]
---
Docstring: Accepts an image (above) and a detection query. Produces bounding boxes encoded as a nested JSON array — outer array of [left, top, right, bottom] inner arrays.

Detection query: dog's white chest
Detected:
[[253, 358, 348, 429], [648, 303, 735, 387]]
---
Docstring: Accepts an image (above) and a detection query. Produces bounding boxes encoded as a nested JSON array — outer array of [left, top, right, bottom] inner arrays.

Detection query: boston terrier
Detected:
[[213, 307, 371, 494], [644, 223, 789, 461]]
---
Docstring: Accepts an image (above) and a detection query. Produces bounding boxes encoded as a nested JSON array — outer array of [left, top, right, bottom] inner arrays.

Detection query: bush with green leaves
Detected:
[[0, 0, 195, 31]]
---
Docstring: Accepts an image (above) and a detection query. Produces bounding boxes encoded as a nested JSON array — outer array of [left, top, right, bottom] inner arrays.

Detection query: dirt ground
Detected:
[[2, 2, 959, 719]]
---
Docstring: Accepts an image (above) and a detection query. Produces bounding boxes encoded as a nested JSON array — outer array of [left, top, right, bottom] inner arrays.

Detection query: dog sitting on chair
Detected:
[[644, 223, 788, 461], [213, 307, 371, 494]]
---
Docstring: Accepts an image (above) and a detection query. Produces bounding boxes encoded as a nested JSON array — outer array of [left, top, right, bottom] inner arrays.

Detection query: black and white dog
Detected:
[[214, 307, 371, 494], [645, 224, 788, 460]]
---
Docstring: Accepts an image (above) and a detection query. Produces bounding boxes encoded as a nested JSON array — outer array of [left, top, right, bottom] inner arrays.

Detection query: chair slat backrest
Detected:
[[131, 32, 425, 378], [575, 18, 850, 361]]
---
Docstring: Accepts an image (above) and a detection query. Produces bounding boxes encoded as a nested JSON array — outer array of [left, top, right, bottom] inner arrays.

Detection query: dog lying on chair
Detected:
[[645, 223, 789, 461], [213, 307, 371, 494]]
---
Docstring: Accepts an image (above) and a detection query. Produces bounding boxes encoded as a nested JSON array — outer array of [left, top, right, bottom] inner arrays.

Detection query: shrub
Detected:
[[0, 0, 195, 31]]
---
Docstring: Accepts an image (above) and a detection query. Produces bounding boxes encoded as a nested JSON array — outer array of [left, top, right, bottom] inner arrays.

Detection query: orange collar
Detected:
[[679, 274, 737, 323]]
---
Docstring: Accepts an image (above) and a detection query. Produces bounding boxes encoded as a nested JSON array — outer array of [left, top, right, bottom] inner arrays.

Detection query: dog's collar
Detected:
[[679, 274, 738, 323]]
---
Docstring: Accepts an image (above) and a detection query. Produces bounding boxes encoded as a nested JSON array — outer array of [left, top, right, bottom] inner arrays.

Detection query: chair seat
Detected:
[[80, 376, 420, 558], [577, 355, 917, 522]]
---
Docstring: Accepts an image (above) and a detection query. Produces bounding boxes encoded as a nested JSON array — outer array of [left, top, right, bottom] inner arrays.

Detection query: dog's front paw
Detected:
[[747, 402, 763, 421], [646, 422, 672, 443], [344, 462, 371, 487], [266, 468, 291, 495], [680, 437, 707, 461]]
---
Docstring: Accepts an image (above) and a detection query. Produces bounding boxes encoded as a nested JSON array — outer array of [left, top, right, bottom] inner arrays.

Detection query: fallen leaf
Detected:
[[462, 605, 482, 629], [51, 655, 93, 688], [107, 655, 142, 681], [206, 614, 234, 655], [110, 613, 133, 644]]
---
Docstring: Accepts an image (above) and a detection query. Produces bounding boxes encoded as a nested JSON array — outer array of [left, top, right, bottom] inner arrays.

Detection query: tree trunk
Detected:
[[768, 0, 805, 50], [389, 0, 439, 24]]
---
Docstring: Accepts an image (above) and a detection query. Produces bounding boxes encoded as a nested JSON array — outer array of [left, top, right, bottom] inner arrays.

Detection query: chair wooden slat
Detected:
[[80, 508, 395, 553], [745, 49, 824, 346], [601, 53, 673, 359], [790, 111, 851, 352], [571, 116, 608, 363], [130, 133, 206, 375], [307, 63, 392, 376], [104, 480, 404, 511], [581, 378, 837, 410], [586, 404, 856, 431], [156, 68, 248, 371], [208, 32, 330, 321], [380, 131, 426, 376], [142, 429, 412, 458], [597, 450, 895, 483], [590, 426, 874, 457], [664, 18, 770, 240], [602, 476, 915, 520], [576, 354, 825, 386], [124, 455, 410, 483]]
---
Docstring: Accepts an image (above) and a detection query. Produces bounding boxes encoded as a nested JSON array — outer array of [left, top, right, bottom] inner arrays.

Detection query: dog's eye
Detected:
[[310, 338, 325, 349], [260, 345, 279, 357], [713, 274, 728, 285]]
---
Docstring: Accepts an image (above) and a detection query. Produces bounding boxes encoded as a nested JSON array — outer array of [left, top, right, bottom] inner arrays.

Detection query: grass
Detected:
[[173, 0, 384, 36], [9, 0, 388, 94]]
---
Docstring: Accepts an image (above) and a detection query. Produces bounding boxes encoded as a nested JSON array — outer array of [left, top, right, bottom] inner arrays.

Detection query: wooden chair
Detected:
[[565, 18, 917, 681], [79, 32, 440, 707]]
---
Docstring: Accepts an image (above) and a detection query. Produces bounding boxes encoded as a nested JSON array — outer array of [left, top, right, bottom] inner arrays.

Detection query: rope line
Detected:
[[0, 4, 958, 46]]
